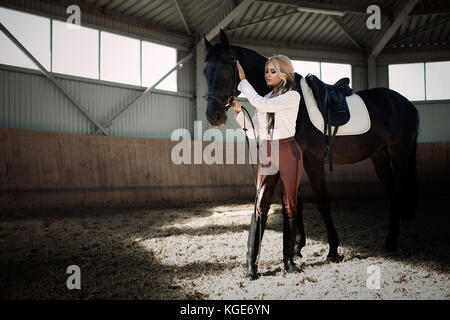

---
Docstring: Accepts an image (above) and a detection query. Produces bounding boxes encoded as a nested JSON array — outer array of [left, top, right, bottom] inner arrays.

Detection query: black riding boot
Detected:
[[283, 215, 301, 273], [245, 213, 268, 280]]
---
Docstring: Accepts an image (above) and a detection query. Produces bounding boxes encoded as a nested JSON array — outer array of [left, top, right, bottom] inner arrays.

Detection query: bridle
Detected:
[[202, 51, 260, 188], [202, 52, 241, 112]]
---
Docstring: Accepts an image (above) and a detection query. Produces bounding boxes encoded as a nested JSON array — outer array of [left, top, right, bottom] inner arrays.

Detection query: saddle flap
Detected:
[[305, 74, 351, 127]]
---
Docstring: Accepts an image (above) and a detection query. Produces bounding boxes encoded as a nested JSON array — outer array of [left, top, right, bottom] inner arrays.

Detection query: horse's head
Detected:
[[203, 30, 239, 127]]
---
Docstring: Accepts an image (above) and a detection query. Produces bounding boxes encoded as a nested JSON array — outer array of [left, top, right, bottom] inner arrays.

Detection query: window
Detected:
[[388, 61, 450, 101], [292, 60, 352, 86], [425, 61, 450, 100], [291, 60, 320, 78], [100, 31, 140, 86], [52, 20, 99, 79], [0, 7, 50, 70], [142, 41, 177, 91], [321, 62, 352, 87], [0, 7, 179, 91], [389, 63, 425, 101]]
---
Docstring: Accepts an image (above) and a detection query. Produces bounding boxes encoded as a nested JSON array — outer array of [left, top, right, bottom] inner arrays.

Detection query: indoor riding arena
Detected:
[[0, 0, 449, 301]]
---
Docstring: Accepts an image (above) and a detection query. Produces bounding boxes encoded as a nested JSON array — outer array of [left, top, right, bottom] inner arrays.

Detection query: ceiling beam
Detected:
[[199, 0, 255, 41], [328, 16, 363, 50], [389, 17, 450, 47], [105, 51, 195, 129], [255, 0, 384, 16], [257, 0, 443, 17], [224, 9, 299, 32], [368, 0, 420, 58], [410, 7, 450, 16], [231, 38, 365, 62], [174, 0, 192, 35]]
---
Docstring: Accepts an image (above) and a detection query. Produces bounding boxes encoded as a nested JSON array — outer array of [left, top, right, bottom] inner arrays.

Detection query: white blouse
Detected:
[[234, 79, 301, 140]]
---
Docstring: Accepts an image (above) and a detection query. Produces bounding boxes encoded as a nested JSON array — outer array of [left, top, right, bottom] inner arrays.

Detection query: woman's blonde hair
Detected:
[[265, 55, 297, 95], [265, 55, 297, 136]]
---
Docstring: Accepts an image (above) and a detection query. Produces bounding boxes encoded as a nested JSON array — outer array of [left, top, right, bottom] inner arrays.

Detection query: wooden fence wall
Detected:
[[0, 128, 448, 210]]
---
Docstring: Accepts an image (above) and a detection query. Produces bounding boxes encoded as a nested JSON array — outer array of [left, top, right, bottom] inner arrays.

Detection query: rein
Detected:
[[203, 52, 266, 266]]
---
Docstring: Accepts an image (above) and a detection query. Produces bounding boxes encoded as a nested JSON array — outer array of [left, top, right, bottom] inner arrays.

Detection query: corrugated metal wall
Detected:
[[415, 102, 450, 142], [177, 50, 196, 135], [0, 65, 194, 138], [1, 51, 449, 143]]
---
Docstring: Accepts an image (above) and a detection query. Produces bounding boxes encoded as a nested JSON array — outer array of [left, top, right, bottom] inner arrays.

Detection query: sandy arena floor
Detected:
[[0, 196, 448, 300]]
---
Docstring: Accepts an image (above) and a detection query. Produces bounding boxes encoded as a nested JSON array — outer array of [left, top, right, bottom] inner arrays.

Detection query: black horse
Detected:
[[203, 30, 419, 259]]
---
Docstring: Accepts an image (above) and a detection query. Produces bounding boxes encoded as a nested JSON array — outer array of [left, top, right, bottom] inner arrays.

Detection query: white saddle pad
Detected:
[[300, 77, 371, 136]]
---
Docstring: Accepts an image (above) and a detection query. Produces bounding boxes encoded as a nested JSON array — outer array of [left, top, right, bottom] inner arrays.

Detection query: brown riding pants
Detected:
[[255, 136, 303, 219]]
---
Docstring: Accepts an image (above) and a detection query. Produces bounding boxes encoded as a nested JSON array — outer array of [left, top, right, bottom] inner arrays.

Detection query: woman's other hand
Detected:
[[232, 97, 242, 113], [236, 60, 246, 80]]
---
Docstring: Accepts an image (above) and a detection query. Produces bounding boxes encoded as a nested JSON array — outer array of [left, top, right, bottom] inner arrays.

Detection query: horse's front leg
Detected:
[[303, 152, 341, 260], [295, 190, 306, 257]]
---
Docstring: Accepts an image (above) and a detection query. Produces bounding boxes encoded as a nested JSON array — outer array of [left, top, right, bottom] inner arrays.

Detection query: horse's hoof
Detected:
[[327, 253, 343, 262], [384, 242, 397, 252], [245, 272, 258, 280], [246, 274, 258, 281], [384, 238, 398, 251], [295, 249, 303, 258], [245, 265, 258, 280]]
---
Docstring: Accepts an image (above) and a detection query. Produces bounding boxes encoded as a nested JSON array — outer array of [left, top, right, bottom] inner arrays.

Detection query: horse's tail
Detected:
[[405, 109, 419, 219]]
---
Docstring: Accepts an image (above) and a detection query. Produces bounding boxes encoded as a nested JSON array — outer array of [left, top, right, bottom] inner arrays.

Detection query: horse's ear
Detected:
[[204, 35, 212, 52], [220, 29, 229, 47]]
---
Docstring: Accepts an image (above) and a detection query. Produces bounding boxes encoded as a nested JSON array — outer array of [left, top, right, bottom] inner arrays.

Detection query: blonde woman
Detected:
[[232, 55, 303, 280]]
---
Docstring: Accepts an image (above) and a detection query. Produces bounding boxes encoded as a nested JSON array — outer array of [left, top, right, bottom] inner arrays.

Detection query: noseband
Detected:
[[202, 52, 241, 112]]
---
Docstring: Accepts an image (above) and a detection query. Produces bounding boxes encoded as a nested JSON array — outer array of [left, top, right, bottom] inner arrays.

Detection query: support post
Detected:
[[368, 56, 377, 89]]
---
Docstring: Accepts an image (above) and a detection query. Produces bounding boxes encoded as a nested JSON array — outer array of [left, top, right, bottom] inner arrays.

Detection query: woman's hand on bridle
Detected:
[[232, 97, 242, 113], [236, 60, 246, 80]]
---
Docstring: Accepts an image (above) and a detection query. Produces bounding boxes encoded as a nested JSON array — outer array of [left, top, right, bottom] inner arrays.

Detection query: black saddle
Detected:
[[305, 74, 353, 127], [305, 74, 354, 171]]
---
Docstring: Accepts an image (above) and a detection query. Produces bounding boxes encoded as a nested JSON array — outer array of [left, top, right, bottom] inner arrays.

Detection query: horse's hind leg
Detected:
[[386, 140, 416, 245], [303, 152, 341, 260], [370, 148, 397, 249]]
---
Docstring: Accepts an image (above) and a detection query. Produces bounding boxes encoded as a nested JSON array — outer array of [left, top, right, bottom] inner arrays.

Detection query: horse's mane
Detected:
[[204, 43, 267, 64]]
